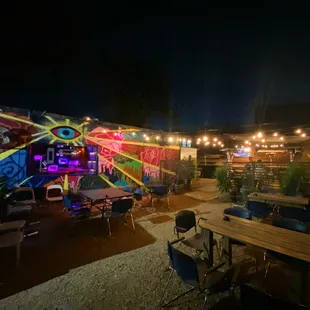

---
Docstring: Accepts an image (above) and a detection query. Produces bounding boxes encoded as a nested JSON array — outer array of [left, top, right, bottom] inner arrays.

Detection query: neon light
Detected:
[[34, 155, 43, 161], [47, 165, 58, 172]]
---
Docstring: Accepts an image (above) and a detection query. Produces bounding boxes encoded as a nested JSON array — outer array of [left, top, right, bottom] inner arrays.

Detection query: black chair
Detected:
[[247, 201, 272, 219], [224, 207, 252, 220], [133, 188, 148, 208], [63, 195, 91, 220], [160, 239, 238, 309], [174, 210, 220, 258], [151, 186, 170, 208], [104, 198, 134, 236], [264, 217, 308, 287], [279, 206, 310, 223]]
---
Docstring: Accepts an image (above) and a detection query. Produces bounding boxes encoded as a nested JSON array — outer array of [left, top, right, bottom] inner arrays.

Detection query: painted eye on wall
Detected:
[[50, 126, 81, 140]]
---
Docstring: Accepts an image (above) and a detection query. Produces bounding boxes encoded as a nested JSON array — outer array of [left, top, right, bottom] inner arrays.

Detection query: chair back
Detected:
[[153, 186, 169, 196], [175, 210, 196, 234], [46, 184, 63, 202], [134, 189, 143, 201], [247, 201, 271, 219], [224, 207, 252, 220], [167, 242, 199, 287], [13, 187, 35, 203], [272, 217, 307, 233], [62, 195, 72, 210], [111, 199, 133, 214], [123, 186, 132, 193], [279, 207, 310, 223]]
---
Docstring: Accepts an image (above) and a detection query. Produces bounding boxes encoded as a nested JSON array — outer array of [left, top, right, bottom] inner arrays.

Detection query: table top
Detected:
[[199, 215, 310, 263], [80, 188, 133, 201], [0, 231, 23, 247], [0, 220, 26, 232], [248, 192, 309, 206]]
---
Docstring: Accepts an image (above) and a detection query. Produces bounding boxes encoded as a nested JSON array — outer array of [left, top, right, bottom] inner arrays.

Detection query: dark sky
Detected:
[[3, 4, 310, 130]]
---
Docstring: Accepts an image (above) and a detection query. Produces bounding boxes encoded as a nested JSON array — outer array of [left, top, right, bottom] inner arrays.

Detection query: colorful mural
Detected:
[[0, 106, 180, 191]]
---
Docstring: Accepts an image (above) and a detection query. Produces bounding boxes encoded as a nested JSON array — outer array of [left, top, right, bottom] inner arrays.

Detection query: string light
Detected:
[[168, 137, 173, 142], [213, 143, 216, 147], [280, 144, 283, 147], [145, 136, 149, 141], [103, 129, 107, 133], [203, 136, 208, 141], [205, 141, 210, 145], [213, 138, 218, 142], [273, 132, 278, 137], [301, 133, 306, 137], [235, 145, 238, 148], [252, 135, 256, 139], [132, 132, 135, 136], [280, 136, 284, 141], [156, 136, 160, 140], [262, 139, 265, 143], [143, 134, 146, 137], [296, 129, 302, 134]]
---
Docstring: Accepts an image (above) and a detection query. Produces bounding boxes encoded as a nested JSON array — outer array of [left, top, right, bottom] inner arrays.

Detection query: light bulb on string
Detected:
[[273, 132, 278, 137], [301, 133, 306, 137], [296, 129, 302, 134], [203, 136, 208, 141], [257, 132, 263, 138], [280, 136, 284, 141]]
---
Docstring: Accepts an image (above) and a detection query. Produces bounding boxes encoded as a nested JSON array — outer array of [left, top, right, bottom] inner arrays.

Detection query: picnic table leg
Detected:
[[16, 243, 20, 268], [202, 229, 214, 266], [222, 236, 232, 268]]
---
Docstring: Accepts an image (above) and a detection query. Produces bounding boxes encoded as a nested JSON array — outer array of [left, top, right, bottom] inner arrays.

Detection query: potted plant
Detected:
[[213, 166, 231, 202], [280, 163, 307, 196]]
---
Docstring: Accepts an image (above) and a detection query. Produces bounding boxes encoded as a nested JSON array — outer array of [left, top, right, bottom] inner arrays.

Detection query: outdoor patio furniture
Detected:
[[150, 186, 170, 208], [103, 198, 134, 236], [278, 206, 310, 223], [199, 215, 310, 304], [133, 188, 148, 208], [45, 184, 63, 207], [0, 231, 24, 267], [159, 239, 238, 309], [224, 207, 252, 220], [7, 187, 36, 216], [174, 210, 220, 258], [62, 195, 91, 220], [247, 201, 272, 219], [123, 186, 132, 193]]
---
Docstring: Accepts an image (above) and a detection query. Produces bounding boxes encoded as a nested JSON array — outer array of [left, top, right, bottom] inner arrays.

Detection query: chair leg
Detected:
[[202, 293, 208, 310], [159, 269, 173, 306], [16, 243, 20, 268], [264, 262, 271, 279], [106, 218, 111, 236], [130, 213, 135, 232]]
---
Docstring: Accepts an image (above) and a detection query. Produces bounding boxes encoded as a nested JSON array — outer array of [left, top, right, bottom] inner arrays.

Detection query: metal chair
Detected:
[[174, 210, 220, 258], [7, 187, 36, 216], [264, 217, 308, 282], [151, 186, 170, 208], [160, 239, 238, 309], [133, 188, 146, 208], [224, 207, 252, 220], [62, 195, 91, 220], [279, 206, 310, 223], [247, 201, 272, 219], [104, 198, 134, 236], [45, 184, 63, 207]]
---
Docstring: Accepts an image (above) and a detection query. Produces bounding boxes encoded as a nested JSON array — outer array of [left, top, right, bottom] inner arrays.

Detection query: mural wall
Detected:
[[0, 106, 180, 191]]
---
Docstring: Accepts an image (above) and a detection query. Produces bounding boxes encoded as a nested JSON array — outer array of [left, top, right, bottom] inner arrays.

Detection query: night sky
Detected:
[[3, 4, 310, 130]]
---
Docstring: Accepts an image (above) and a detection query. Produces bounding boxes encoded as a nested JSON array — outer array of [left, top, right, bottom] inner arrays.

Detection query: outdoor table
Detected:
[[248, 192, 309, 209], [199, 215, 310, 304], [80, 188, 133, 217], [0, 231, 24, 267]]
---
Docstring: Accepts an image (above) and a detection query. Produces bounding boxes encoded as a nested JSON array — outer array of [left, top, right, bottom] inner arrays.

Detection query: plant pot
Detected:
[[220, 191, 231, 202]]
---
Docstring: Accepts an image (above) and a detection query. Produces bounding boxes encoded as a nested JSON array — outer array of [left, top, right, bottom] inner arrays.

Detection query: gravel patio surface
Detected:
[[0, 202, 234, 310]]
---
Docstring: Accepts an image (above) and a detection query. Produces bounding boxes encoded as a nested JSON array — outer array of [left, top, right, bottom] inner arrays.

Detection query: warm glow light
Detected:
[[203, 136, 208, 141], [296, 129, 302, 134], [205, 141, 210, 145], [245, 140, 249, 144], [145, 136, 149, 141], [280, 136, 284, 141], [132, 132, 136, 136], [103, 129, 107, 133], [143, 134, 146, 137], [217, 141, 221, 145], [213, 143, 216, 147], [197, 138, 201, 142], [197, 141, 200, 144], [84, 116, 91, 121], [255, 144, 259, 147], [114, 133, 117, 136], [257, 132, 263, 138], [241, 145, 244, 148], [187, 139, 191, 143], [156, 136, 160, 140], [252, 136, 256, 139], [235, 145, 238, 148], [280, 144, 283, 147], [244, 147, 251, 152], [248, 142, 251, 145], [168, 137, 173, 142], [213, 138, 218, 142], [262, 139, 265, 143], [301, 133, 306, 137], [221, 144, 224, 147], [273, 132, 278, 137]]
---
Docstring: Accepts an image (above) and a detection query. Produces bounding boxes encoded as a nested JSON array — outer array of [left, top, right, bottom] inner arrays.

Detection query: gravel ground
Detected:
[[0, 202, 233, 310]]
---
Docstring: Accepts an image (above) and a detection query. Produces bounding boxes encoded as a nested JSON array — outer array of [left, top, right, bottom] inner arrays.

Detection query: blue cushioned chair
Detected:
[[62, 194, 91, 220], [247, 201, 272, 219], [104, 198, 134, 236]]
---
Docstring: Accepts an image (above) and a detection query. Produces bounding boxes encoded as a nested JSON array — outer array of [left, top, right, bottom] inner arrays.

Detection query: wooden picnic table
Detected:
[[199, 215, 310, 304], [248, 192, 309, 209]]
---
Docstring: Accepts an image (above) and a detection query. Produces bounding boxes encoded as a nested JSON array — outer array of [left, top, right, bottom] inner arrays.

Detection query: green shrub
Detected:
[[213, 166, 231, 193]]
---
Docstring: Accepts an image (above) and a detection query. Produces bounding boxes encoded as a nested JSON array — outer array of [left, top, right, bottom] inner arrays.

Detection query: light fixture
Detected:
[[156, 136, 160, 140], [280, 136, 284, 141], [145, 136, 150, 141], [301, 133, 306, 137], [203, 136, 208, 141], [213, 138, 218, 142], [257, 132, 263, 138], [83, 116, 91, 122], [168, 137, 173, 142], [296, 129, 302, 134], [273, 132, 278, 137]]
